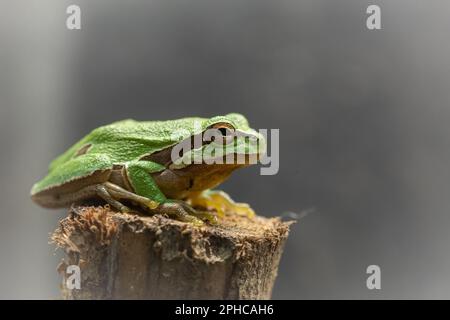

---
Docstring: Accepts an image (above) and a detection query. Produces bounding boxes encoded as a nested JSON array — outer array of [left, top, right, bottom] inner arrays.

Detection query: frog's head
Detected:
[[153, 113, 266, 196], [170, 113, 266, 169]]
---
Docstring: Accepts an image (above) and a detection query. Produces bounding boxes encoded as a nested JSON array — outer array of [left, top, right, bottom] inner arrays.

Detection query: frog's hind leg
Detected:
[[94, 184, 131, 213], [103, 182, 160, 210], [50, 183, 131, 213]]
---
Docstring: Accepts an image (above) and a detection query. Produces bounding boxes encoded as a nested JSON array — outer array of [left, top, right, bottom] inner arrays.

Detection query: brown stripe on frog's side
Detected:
[[140, 129, 214, 166], [139, 122, 236, 166]]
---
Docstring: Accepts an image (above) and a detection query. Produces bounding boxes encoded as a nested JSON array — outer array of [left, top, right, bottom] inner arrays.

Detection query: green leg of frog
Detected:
[[101, 181, 215, 225], [124, 162, 217, 225]]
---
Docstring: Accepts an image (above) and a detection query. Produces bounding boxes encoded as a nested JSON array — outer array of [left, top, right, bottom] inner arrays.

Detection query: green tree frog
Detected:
[[31, 113, 266, 225]]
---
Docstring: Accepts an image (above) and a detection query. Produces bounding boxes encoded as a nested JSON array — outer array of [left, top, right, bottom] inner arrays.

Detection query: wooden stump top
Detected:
[[52, 206, 293, 300]]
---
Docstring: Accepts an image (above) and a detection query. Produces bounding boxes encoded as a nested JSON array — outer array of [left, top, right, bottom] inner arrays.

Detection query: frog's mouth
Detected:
[[169, 151, 262, 170], [147, 148, 260, 171], [142, 130, 265, 170]]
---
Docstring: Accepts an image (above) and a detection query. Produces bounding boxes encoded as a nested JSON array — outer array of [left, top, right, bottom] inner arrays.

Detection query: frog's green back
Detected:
[[33, 114, 250, 194], [48, 114, 250, 172]]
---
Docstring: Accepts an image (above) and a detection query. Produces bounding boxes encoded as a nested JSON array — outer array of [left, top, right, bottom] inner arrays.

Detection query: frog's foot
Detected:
[[155, 201, 217, 226], [187, 190, 255, 218], [101, 183, 214, 225]]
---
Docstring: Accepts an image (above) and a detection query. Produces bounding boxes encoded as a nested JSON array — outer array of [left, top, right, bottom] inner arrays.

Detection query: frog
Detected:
[[30, 113, 266, 225]]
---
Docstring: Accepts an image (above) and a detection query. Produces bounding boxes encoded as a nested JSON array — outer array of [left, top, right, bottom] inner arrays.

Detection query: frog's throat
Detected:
[[151, 162, 248, 200]]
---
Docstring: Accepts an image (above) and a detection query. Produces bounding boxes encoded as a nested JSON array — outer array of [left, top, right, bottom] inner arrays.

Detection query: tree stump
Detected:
[[52, 206, 292, 299]]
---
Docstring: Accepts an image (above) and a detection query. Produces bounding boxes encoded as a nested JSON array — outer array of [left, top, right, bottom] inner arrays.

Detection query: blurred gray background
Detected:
[[1, 0, 450, 299]]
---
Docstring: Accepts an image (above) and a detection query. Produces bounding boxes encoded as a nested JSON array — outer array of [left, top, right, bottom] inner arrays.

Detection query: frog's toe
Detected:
[[119, 205, 132, 213], [179, 214, 205, 226], [188, 195, 225, 218], [176, 200, 218, 225], [144, 199, 159, 210], [205, 202, 226, 218], [228, 202, 255, 218], [188, 190, 255, 218], [156, 201, 205, 226], [192, 210, 219, 225]]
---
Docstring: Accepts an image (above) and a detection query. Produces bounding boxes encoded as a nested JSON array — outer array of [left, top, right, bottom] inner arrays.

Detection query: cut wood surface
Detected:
[[52, 206, 293, 299]]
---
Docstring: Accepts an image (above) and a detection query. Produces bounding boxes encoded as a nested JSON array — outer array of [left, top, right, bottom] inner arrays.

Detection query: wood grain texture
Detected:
[[52, 206, 293, 300]]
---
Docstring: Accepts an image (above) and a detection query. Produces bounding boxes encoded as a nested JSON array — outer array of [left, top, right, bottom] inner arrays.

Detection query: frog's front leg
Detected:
[[59, 183, 132, 213], [187, 190, 255, 218], [123, 160, 167, 209], [124, 161, 216, 224]]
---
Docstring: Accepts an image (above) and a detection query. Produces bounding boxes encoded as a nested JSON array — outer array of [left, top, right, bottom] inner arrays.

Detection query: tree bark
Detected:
[[52, 206, 292, 300]]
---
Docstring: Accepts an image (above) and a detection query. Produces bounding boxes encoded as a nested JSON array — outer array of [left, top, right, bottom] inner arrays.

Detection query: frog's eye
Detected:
[[218, 127, 233, 137], [209, 123, 235, 144], [210, 122, 235, 134]]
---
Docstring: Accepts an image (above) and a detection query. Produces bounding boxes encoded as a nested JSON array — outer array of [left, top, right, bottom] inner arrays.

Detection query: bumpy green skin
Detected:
[[31, 113, 263, 205]]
